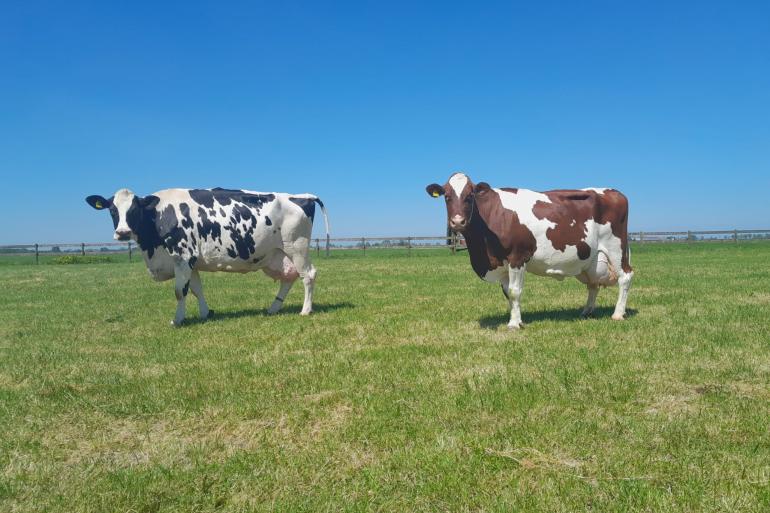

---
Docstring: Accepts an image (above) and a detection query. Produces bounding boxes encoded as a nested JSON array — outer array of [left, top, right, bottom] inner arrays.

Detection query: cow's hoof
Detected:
[[580, 310, 594, 319], [507, 322, 524, 330], [300, 309, 312, 316], [266, 306, 280, 315], [611, 313, 625, 321], [200, 310, 211, 321], [170, 319, 183, 327]]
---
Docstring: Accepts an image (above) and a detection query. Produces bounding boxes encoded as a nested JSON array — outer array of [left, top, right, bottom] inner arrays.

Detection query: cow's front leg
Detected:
[[171, 261, 193, 327], [506, 264, 526, 329], [189, 270, 210, 320], [581, 285, 600, 318]]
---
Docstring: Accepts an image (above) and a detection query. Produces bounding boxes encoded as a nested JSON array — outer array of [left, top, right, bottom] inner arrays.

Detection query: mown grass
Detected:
[[1, 242, 769, 512]]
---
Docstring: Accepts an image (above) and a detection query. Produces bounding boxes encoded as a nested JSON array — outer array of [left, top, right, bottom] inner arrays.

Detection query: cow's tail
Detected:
[[292, 193, 330, 238], [313, 196, 330, 238]]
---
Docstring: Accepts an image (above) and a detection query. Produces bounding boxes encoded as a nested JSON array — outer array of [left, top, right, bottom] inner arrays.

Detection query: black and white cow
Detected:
[[86, 188, 329, 326]]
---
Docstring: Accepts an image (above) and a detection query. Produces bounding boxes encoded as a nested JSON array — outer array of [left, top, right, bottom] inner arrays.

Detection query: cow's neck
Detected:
[[127, 207, 163, 259], [460, 206, 501, 279]]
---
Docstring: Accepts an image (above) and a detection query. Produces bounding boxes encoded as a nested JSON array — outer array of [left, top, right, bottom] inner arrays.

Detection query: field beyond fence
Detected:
[[2, 228, 770, 264]]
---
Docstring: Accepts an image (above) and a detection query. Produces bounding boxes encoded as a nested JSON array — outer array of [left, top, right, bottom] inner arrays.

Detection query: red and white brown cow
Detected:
[[426, 172, 633, 328]]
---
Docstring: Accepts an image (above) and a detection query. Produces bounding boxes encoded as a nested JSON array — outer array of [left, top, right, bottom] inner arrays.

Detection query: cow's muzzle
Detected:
[[114, 230, 132, 241], [449, 215, 468, 231]]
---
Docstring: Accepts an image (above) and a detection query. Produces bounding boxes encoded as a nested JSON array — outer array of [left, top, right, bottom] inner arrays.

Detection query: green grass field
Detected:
[[1, 242, 769, 512]]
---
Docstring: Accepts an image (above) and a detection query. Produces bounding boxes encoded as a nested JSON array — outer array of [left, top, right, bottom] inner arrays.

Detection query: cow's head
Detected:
[[85, 189, 158, 241], [426, 172, 478, 232]]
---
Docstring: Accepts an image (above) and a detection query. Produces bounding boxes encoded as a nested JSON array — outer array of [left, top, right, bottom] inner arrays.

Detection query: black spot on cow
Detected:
[[197, 207, 222, 244], [289, 197, 316, 220], [224, 204, 258, 260], [157, 205, 178, 238], [157, 205, 188, 256], [182, 281, 189, 297], [108, 202, 119, 229], [179, 203, 194, 230], [189, 188, 275, 210], [188, 256, 198, 269], [265, 216, 272, 226]]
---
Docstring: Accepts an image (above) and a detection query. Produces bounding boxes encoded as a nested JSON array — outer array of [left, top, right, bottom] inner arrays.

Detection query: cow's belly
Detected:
[[194, 236, 283, 273], [526, 222, 604, 279], [526, 248, 592, 280]]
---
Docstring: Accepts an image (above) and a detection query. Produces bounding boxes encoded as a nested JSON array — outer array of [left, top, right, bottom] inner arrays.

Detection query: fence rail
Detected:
[[2, 229, 770, 263]]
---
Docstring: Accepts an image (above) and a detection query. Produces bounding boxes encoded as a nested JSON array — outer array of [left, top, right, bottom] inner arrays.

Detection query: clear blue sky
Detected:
[[2, 1, 769, 244]]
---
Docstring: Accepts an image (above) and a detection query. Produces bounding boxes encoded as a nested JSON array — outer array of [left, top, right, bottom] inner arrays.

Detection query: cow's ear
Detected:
[[138, 195, 160, 210], [86, 195, 111, 210], [426, 184, 445, 198], [474, 182, 492, 195]]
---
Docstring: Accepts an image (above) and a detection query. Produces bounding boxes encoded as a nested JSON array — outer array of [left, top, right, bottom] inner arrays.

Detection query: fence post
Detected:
[[128, 241, 133, 261], [451, 232, 456, 254], [362, 237, 366, 255], [687, 230, 692, 243], [639, 231, 644, 244], [81, 242, 85, 256], [407, 236, 412, 256], [326, 234, 330, 257], [734, 229, 738, 243], [316, 238, 320, 256], [35, 243, 39, 264]]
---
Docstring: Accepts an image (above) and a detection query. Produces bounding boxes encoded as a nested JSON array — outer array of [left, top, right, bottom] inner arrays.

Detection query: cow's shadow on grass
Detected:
[[183, 301, 355, 326], [478, 306, 638, 330]]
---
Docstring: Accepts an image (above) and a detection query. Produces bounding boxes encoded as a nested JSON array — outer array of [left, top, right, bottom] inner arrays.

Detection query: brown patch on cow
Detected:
[[472, 186, 537, 270], [532, 191, 597, 260]]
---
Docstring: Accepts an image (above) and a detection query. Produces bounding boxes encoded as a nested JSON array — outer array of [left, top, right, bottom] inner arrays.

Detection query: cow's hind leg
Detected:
[[284, 241, 316, 316], [267, 280, 295, 315], [607, 247, 634, 321], [299, 264, 317, 316], [189, 270, 210, 320], [612, 271, 633, 320], [582, 285, 600, 318], [171, 261, 193, 326], [506, 264, 526, 329]]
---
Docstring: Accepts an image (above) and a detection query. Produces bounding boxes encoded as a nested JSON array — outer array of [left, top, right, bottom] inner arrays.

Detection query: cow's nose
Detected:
[[450, 215, 467, 230], [114, 229, 131, 241]]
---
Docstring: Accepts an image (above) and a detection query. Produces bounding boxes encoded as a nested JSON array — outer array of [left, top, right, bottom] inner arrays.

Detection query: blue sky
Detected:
[[1, 1, 769, 244]]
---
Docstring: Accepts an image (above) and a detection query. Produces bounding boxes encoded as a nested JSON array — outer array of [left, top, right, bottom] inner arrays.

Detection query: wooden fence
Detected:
[[1, 229, 769, 263]]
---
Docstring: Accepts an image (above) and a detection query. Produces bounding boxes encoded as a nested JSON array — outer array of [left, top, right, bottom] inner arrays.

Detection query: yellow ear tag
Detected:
[[431, 191, 439, 197], [95, 200, 103, 209]]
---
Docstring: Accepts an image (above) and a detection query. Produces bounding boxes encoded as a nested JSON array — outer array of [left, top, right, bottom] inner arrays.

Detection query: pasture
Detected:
[[1, 242, 769, 512]]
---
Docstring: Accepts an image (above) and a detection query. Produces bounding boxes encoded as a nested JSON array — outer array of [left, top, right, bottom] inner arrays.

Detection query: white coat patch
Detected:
[[449, 174, 469, 199]]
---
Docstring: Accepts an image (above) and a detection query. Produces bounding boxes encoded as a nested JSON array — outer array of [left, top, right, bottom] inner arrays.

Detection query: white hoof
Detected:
[[300, 308, 312, 316], [611, 313, 625, 321], [170, 319, 183, 327], [507, 321, 524, 330]]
